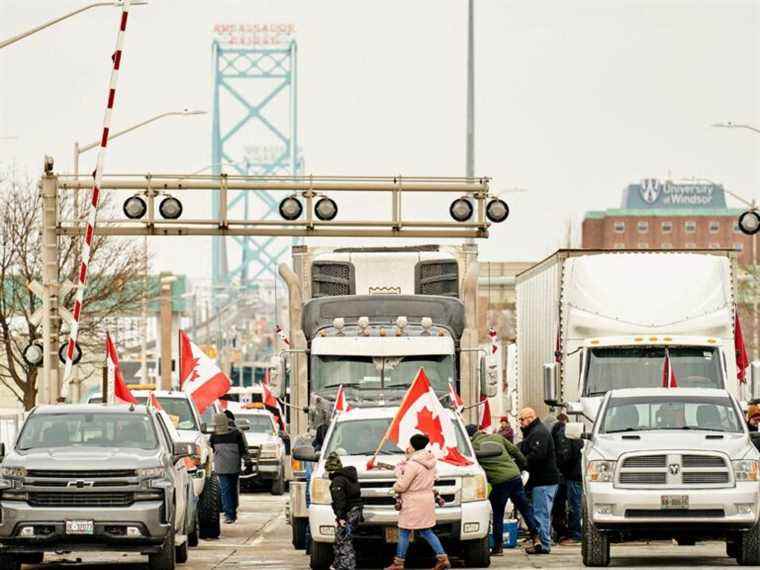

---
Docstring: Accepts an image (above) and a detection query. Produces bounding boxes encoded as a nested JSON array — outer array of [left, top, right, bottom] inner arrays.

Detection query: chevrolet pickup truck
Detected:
[[568, 388, 760, 567]]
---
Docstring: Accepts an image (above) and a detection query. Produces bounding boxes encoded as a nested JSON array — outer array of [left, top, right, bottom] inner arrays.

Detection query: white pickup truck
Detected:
[[294, 407, 494, 569], [569, 388, 760, 567]]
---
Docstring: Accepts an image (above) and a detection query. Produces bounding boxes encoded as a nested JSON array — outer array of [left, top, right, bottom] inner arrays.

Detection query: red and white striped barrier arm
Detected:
[[61, 1, 133, 397]]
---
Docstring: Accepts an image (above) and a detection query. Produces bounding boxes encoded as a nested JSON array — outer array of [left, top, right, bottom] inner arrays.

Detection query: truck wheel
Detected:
[[292, 517, 309, 550], [176, 538, 189, 564], [676, 537, 696, 546], [188, 512, 200, 547], [738, 522, 760, 566], [271, 469, 285, 496], [149, 525, 177, 570], [18, 552, 44, 564], [582, 502, 610, 567], [462, 536, 491, 568], [0, 554, 20, 570], [728, 540, 738, 559], [198, 473, 221, 540], [310, 540, 333, 569]]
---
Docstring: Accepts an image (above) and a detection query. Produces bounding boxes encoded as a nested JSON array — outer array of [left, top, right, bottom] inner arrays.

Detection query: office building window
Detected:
[[709, 221, 720, 234], [734, 222, 742, 234], [614, 222, 625, 234], [685, 221, 697, 233], [637, 221, 649, 233], [735, 243, 744, 252], [661, 221, 672, 233]]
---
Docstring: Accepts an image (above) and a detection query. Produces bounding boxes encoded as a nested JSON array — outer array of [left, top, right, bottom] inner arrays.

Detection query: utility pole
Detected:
[[40, 169, 61, 404], [466, 0, 475, 182], [160, 277, 174, 390]]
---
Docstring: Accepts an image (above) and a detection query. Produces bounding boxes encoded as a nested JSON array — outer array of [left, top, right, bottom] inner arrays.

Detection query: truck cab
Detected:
[[569, 388, 760, 567]]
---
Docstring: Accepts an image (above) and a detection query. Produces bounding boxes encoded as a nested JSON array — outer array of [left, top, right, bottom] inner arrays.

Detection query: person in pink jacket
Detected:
[[383, 434, 450, 570]]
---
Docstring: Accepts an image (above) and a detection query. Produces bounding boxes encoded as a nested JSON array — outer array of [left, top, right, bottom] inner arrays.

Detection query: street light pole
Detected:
[[0, 1, 147, 50]]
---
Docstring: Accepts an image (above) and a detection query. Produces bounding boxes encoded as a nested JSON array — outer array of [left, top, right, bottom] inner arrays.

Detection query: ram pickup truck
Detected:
[[0, 404, 198, 570], [229, 405, 287, 495], [569, 388, 760, 567]]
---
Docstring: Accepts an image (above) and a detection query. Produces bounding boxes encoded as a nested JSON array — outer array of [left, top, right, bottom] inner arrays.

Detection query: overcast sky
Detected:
[[1, 0, 759, 280]]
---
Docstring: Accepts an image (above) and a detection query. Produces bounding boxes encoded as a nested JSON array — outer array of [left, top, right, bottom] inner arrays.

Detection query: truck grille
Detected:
[[27, 469, 136, 478], [28, 492, 134, 507], [625, 509, 725, 519], [617, 453, 730, 489]]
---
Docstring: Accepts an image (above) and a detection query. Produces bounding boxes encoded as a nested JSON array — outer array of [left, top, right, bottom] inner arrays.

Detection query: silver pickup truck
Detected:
[[569, 388, 760, 567], [0, 404, 198, 570]]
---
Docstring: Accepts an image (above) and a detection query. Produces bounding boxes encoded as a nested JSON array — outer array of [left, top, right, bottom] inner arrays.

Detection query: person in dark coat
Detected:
[[209, 413, 249, 524], [326, 452, 363, 570], [497, 416, 515, 443], [551, 414, 583, 545], [518, 407, 560, 554]]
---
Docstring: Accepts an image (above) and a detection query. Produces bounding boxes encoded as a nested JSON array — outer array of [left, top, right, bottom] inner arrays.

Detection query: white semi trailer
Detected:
[[516, 250, 756, 421]]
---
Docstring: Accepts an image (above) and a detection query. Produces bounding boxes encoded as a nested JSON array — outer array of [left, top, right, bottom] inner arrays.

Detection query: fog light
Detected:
[[737, 503, 754, 515], [20, 526, 34, 537], [449, 197, 474, 222], [279, 196, 303, 221], [595, 503, 613, 515], [463, 522, 480, 534], [127, 526, 142, 537], [319, 525, 335, 536], [123, 195, 147, 220], [158, 196, 183, 220]]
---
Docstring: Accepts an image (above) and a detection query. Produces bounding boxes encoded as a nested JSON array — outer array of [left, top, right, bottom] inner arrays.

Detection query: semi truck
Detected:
[[278, 244, 496, 550], [516, 250, 756, 421]]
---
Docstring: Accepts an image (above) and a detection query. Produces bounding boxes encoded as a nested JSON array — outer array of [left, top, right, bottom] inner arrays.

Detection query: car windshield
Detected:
[[134, 397, 198, 431], [324, 417, 472, 457], [311, 355, 454, 394], [585, 346, 723, 396], [236, 413, 275, 434], [18, 412, 158, 450], [600, 395, 743, 434]]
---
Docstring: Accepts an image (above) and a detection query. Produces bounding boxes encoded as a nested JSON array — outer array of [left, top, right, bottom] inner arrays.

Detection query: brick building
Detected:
[[582, 179, 759, 265]]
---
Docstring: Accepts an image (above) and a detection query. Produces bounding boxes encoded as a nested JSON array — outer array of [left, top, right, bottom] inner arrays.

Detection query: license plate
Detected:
[[661, 495, 689, 509], [66, 520, 94, 535], [385, 527, 399, 543]]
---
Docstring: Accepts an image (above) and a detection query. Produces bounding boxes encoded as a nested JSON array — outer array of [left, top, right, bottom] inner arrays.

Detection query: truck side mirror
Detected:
[[480, 356, 497, 398], [565, 422, 585, 440], [235, 419, 251, 432], [292, 446, 320, 463], [751, 362, 760, 400], [201, 422, 214, 435], [543, 363, 560, 406]]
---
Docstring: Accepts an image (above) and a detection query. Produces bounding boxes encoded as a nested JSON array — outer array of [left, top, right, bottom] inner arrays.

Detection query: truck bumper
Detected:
[[588, 482, 760, 529], [241, 460, 281, 480], [0, 500, 171, 553], [308, 502, 490, 544]]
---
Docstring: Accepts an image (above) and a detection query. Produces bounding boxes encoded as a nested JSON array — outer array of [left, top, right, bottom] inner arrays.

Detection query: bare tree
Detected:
[[0, 167, 152, 409]]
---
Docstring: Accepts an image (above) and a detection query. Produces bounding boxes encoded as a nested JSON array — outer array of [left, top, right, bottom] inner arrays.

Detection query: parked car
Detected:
[[0, 404, 198, 570]]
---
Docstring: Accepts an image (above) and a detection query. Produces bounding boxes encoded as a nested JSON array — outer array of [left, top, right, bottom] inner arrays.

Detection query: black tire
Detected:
[[149, 525, 176, 570], [728, 540, 738, 559], [271, 469, 285, 496], [292, 517, 309, 550], [0, 554, 20, 570], [738, 522, 760, 566], [676, 537, 696, 546], [176, 538, 189, 564], [188, 513, 199, 548], [198, 473, 221, 540], [19, 552, 44, 564], [310, 540, 333, 569], [582, 502, 610, 567], [462, 536, 490, 568]]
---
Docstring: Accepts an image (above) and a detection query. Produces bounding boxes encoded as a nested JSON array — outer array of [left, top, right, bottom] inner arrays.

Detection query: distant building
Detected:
[[582, 179, 759, 265]]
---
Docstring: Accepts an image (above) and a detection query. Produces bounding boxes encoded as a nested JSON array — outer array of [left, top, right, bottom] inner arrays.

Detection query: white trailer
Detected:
[[516, 250, 753, 421]]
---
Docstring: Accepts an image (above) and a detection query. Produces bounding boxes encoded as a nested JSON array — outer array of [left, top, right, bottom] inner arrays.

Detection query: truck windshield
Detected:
[[311, 355, 454, 394], [600, 395, 743, 434], [18, 413, 158, 450], [585, 346, 723, 396], [133, 397, 198, 431], [324, 417, 472, 457], [236, 414, 275, 434]]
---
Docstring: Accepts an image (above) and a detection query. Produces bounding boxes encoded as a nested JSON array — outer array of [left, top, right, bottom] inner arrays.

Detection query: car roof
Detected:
[[607, 388, 732, 399], [132, 390, 190, 399], [34, 403, 150, 415]]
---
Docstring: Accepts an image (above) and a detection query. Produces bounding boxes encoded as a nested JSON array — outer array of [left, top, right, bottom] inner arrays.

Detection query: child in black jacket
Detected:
[[325, 452, 363, 570]]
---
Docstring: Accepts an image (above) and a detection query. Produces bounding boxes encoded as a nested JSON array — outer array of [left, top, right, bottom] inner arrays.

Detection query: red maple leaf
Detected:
[[415, 407, 445, 449], [186, 357, 200, 384]]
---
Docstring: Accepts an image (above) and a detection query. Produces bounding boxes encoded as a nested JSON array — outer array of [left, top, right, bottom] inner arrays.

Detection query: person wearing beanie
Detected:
[[326, 452, 363, 570], [209, 412, 249, 525], [384, 433, 450, 570], [747, 404, 760, 433], [466, 424, 539, 556], [497, 416, 515, 443]]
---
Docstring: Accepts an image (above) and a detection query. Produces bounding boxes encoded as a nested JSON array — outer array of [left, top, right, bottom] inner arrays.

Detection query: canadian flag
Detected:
[[106, 334, 137, 405], [488, 327, 498, 355], [386, 369, 472, 467], [478, 394, 492, 431], [333, 385, 351, 415], [662, 351, 678, 388], [179, 330, 231, 414], [263, 379, 286, 431], [736, 313, 750, 384], [448, 381, 464, 412]]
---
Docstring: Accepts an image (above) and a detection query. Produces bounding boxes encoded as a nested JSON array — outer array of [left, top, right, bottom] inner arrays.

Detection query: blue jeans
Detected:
[[490, 476, 539, 549], [531, 484, 558, 551], [566, 480, 582, 540], [396, 528, 446, 558], [218, 473, 240, 521]]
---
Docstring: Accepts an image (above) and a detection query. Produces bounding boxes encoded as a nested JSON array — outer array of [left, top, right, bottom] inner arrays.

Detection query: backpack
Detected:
[[552, 423, 572, 470]]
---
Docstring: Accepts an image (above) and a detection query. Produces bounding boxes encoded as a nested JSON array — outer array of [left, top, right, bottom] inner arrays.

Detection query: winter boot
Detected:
[[383, 557, 405, 570], [432, 554, 451, 570]]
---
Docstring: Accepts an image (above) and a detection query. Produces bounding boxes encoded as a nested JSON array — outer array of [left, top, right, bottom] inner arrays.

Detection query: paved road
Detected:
[[27, 492, 741, 569]]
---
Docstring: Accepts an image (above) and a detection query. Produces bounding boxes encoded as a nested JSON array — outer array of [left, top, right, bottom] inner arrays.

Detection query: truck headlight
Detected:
[[586, 460, 615, 483], [311, 478, 331, 505], [0, 467, 26, 479], [137, 466, 165, 479], [461, 474, 487, 502], [733, 460, 759, 481]]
